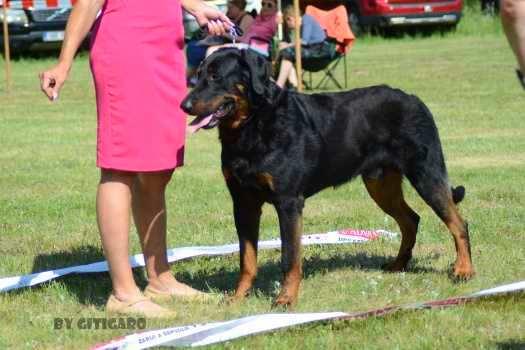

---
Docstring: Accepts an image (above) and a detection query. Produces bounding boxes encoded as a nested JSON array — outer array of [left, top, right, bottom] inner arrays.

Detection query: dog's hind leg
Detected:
[[407, 169, 474, 280], [363, 169, 420, 272], [273, 196, 305, 307], [227, 181, 264, 301]]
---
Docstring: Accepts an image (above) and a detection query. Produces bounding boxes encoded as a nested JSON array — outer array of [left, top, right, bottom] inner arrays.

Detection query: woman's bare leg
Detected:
[[98, 169, 172, 314], [132, 171, 204, 295], [501, 0, 525, 73]]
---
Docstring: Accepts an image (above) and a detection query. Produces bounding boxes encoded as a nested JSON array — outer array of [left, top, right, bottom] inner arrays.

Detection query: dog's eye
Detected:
[[208, 73, 220, 82]]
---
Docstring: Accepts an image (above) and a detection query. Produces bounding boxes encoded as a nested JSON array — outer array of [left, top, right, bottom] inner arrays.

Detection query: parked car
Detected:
[[0, 1, 73, 52], [346, 0, 463, 34]]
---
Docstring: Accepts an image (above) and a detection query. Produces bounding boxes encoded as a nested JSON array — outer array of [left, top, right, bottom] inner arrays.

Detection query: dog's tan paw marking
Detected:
[[453, 263, 475, 281]]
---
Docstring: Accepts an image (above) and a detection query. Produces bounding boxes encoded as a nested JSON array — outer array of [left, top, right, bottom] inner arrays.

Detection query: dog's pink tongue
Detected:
[[187, 115, 213, 134]]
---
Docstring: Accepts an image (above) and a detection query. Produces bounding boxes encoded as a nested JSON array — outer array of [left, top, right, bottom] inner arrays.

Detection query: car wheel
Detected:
[[349, 12, 365, 37], [440, 23, 458, 35]]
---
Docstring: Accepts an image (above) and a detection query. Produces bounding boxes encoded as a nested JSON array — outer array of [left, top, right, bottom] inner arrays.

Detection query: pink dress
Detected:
[[89, 0, 187, 171]]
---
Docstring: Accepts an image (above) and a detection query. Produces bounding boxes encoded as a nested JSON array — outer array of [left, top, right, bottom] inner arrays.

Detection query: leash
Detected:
[[198, 23, 244, 43]]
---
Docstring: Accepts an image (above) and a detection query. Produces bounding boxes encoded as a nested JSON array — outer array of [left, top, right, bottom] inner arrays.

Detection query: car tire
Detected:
[[349, 7, 369, 37]]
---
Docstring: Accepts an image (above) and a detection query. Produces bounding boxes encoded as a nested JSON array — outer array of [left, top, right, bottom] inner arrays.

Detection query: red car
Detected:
[[346, 0, 463, 33]]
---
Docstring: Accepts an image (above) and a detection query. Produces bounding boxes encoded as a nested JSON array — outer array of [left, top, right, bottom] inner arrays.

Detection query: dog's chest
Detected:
[[222, 155, 277, 193]]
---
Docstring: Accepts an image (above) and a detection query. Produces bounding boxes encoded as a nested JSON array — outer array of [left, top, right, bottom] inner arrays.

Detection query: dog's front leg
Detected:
[[273, 196, 304, 307], [228, 181, 264, 301]]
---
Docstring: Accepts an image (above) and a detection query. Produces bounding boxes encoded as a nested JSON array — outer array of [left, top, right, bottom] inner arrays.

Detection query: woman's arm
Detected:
[[300, 15, 313, 45], [239, 14, 254, 34], [59, 0, 105, 70], [39, 0, 105, 100]]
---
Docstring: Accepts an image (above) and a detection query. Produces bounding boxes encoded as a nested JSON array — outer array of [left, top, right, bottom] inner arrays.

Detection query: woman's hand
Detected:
[[278, 42, 293, 51], [39, 63, 70, 101], [38, 0, 104, 101], [183, 0, 233, 36]]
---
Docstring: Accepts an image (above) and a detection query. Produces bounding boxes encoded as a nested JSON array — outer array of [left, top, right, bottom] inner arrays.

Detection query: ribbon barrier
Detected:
[[92, 280, 525, 350], [0, 228, 396, 293]]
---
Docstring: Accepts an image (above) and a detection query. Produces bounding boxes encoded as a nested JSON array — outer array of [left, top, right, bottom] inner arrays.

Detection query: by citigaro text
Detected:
[[54, 317, 146, 330]]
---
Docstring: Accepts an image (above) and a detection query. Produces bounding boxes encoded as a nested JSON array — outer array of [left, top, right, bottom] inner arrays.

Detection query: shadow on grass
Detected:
[[4, 244, 149, 307], [495, 340, 525, 350], [175, 252, 441, 298], [3, 245, 441, 306]]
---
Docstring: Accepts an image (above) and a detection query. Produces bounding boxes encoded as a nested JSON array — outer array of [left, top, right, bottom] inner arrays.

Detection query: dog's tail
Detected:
[[452, 185, 466, 204]]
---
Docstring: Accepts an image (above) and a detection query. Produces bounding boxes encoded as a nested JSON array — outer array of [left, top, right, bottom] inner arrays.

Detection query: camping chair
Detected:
[[302, 5, 355, 90]]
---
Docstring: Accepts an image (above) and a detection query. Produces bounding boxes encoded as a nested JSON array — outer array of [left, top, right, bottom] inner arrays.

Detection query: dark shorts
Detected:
[[186, 39, 208, 68], [280, 41, 335, 62]]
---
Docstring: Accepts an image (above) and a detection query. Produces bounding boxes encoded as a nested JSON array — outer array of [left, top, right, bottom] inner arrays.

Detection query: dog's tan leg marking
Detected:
[[256, 172, 275, 192], [228, 183, 264, 302], [441, 196, 475, 280], [363, 169, 420, 272], [232, 236, 259, 300], [274, 211, 303, 308]]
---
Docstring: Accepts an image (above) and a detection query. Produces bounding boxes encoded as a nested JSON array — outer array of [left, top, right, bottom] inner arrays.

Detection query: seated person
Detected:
[[275, 5, 333, 89], [228, 0, 254, 34], [206, 0, 279, 57], [186, 0, 254, 86]]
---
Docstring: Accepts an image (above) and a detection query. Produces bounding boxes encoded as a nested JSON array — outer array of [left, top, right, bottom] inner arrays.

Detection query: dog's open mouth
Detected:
[[187, 101, 235, 134]]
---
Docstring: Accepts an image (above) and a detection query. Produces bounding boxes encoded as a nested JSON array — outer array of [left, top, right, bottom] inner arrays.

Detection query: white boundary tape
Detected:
[[92, 280, 525, 350], [92, 312, 349, 350], [0, 229, 396, 293]]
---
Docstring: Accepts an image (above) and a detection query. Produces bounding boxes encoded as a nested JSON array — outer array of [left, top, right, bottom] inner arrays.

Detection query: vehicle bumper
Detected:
[[361, 12, 461, 27], [1, 30, 63, 46]]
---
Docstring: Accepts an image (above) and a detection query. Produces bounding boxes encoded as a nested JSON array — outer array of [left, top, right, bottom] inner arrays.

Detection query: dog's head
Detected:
[[181, 48, 273, 133]]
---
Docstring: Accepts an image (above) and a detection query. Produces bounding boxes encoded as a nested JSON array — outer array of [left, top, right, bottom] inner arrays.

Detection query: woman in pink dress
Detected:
[[39, 0, 231, 317]]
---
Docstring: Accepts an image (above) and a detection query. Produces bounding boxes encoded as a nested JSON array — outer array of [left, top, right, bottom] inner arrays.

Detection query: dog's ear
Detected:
[[241, 49, 271, 98]]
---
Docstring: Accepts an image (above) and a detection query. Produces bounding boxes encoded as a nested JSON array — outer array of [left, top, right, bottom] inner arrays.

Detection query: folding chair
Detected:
[[302, 5, 355, 90]]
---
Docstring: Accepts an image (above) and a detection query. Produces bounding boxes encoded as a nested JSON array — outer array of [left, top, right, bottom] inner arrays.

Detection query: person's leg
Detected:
[[132, 170, 204, 296], [98, 169, 174, 316], [97, 169, 140, 299], [276, 59, 295, 88], [287, 64, 298, 88], [501, 0, 525, 74]]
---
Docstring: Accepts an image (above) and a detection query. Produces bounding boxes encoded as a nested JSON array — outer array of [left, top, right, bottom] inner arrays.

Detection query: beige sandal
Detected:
[[144, 284, 210, 302], [106, 294, 177, 318]]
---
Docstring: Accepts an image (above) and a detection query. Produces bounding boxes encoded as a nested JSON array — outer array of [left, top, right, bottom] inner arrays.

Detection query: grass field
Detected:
[[1, 14, 524, 349]]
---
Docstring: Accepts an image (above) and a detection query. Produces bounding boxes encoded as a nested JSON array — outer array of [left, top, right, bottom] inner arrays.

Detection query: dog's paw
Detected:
[[223, 293, 246, 306], [452, 263, 475, 281], [383, 260, 408, 272], [272, 293, 297, 309]]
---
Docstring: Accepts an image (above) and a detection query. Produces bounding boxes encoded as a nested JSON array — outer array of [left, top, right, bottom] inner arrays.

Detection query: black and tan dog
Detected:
[[181, 48, 474, 307]]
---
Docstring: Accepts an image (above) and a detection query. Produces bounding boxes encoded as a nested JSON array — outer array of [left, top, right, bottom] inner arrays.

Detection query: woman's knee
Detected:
[[135, 170, 174, 194], [100, 168, 136, 186], [501, 0, 525, 20]]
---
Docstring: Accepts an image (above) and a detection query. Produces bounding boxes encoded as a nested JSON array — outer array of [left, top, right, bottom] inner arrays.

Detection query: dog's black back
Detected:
[[220, 82, 450, 202]]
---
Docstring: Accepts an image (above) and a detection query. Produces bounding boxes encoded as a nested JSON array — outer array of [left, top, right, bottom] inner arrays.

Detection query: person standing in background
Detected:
[[501, 0, 525, 89]]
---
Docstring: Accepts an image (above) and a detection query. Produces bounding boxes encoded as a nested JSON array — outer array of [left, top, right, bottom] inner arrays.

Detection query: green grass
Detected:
[[1, 19, 524, 350]]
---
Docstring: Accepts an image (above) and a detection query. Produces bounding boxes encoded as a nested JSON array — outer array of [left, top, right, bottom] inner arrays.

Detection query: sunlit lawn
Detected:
[[0, 24, 524, 349]]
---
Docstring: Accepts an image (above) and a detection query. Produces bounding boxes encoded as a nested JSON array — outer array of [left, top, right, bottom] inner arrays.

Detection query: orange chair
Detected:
[[302, 5, 355, 90]]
